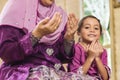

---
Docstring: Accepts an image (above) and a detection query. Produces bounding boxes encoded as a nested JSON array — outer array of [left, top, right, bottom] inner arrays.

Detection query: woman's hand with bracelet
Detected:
[[64, 13, 78, 42]]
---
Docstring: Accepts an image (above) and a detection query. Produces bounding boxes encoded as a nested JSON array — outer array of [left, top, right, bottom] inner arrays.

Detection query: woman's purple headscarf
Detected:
[[0, 0, 67, 45]]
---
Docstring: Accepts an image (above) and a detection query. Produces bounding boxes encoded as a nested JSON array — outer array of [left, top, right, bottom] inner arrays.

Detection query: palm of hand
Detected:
[[87, 41, 104, 58], [32, 12, 62, 38], [64, 14, 78, 41]]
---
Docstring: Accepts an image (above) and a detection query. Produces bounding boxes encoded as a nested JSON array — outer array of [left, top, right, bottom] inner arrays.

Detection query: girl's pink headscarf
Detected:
[[0, 0, 67, 45]]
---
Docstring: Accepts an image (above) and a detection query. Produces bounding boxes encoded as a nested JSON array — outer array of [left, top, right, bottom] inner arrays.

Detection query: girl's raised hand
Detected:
[[87, 40, 97, 59], [87, 40, 104, 58], [95, 40, 104, 57]]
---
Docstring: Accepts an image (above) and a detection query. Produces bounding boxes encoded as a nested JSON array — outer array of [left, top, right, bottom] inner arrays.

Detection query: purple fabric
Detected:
[[0, 26, 72, 80], [0, 0, 68, 45], [27, 65, 83, 80], [68, 43, 110, 78]]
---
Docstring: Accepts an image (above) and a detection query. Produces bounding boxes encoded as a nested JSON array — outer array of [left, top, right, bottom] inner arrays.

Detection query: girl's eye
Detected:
[[84, 26, 89, 29], [94, 27, 100, 30]]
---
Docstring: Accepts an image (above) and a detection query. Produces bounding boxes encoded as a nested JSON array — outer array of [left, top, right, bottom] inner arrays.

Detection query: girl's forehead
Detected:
[[84, 17, 98, 22], [83, 18, 99, 24]]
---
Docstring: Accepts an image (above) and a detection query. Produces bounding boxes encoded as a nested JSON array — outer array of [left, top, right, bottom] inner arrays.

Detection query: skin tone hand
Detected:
[[64, 13, 78, 41], [94, 41, 108, 80], [81, 40, 98, 74], [82, 40, 108, 80], [94, 40, 104, 57], [87, 40, 98, 59], [32, 12, 62, 39], [87, 40, 103, 59]]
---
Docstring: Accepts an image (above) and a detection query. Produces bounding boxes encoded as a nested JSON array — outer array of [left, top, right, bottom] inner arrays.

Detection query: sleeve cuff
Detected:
[[20, 33, 35, 56]]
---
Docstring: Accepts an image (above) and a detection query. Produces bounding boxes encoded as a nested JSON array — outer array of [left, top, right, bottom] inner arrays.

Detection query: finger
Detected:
[[94, 42, 99, 50], [39, 17, 50, 25], [52, 14, 62, 30], [68, 16, 72, 29], [86, 44, 90, 52], [90, 40, 96, 49], [70, 14, 77, 26], [96, 40, 101, 48], [68, 14, 78, 32], [97, 41, 103, 52], [68, 15, 74, 30], [98, 40, 102, 47], [48, 12, 60, 26], [66, 19, 71, 31]]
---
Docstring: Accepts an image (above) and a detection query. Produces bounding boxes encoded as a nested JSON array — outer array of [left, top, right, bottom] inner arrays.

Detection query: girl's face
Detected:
[[41, 0, 55, 6], [79, 18, 101, 43]]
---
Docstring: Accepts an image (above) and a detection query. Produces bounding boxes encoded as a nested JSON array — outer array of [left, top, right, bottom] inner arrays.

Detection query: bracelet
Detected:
[[64, 39, 74, 44], [30, 34, 39, 46]]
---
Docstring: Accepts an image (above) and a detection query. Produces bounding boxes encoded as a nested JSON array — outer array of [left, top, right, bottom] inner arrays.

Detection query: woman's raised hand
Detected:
[[32, 12, 62, 39], [64, 13, 78, 41]]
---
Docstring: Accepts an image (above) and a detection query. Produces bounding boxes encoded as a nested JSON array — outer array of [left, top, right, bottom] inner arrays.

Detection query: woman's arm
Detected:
[[63, 39, 74, 56], [0, 26, 35, 63], [61, 13, 78, 61]]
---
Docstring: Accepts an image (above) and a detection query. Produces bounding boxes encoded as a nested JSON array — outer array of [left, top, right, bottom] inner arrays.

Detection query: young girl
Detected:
[[0, 0, 79, 80], [68, 15, 111, 80]]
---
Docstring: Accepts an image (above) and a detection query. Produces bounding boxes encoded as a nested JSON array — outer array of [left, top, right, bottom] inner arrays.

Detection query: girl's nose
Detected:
[[89, 28, 95, 32]]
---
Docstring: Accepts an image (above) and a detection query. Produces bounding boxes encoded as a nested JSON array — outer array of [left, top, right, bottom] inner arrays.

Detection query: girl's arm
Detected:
[[69, 43, 95, 74], [80, 55, 95, 74], [95, 50, 110, 80], [81, 41, 97, 74]]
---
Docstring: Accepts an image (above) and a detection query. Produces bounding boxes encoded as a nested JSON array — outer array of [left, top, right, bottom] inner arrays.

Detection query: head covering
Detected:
[[0, 0, 67, 45]]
